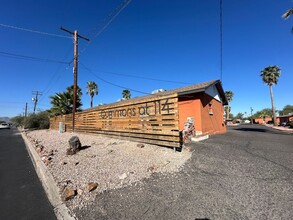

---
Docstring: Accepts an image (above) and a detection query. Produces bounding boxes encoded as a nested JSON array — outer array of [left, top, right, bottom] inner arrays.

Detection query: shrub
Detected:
[[11, 115, 25, 127], [23, 111, 50, 129], [289, 121, 293, 128]]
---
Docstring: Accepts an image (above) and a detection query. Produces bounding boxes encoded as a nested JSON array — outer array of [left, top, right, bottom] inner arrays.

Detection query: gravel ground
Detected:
[[25, 129, 192, 211]]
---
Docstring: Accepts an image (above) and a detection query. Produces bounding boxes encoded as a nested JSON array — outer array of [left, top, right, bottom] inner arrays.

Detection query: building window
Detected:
[[209, 103, 213, 115]]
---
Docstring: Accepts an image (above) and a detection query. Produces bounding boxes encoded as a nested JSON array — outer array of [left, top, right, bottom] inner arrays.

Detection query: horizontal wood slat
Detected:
[[50, 95, 181, 148]]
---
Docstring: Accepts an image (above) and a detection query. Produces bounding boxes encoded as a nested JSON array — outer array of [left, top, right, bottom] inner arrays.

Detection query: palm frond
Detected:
[[282, 8, 293, 20]]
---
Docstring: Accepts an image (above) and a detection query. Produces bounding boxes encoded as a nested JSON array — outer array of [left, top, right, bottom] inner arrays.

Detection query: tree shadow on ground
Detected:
[[235, 128, 267, 132]]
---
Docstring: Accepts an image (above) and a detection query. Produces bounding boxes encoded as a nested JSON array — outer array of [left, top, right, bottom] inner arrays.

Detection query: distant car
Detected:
[[243, 120, 250, 124], [0, 123, 10, 129]]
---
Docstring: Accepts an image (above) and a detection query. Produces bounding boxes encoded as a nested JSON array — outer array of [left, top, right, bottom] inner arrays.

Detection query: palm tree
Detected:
[[282, 8, 293, 32], [86, 81, 98, 108], [224, 91, 234, 120], [122, 89, 131, 100], [260, 65, 281, 126], [282, 8, 293, 19], [49, 85, 82, 116]]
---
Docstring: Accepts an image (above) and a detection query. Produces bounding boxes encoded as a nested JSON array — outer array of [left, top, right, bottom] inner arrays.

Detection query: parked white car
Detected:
[[0, 123, 10, 129]]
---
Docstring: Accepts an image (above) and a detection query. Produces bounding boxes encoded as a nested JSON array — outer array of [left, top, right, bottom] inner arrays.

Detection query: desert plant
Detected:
[[86, 81, 98, 108], [260, 65, 281, 126]]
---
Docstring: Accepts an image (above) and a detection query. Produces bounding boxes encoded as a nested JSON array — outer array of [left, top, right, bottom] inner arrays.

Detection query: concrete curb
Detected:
[[20, 129, 76, 220], [263, 124, 293, 133]]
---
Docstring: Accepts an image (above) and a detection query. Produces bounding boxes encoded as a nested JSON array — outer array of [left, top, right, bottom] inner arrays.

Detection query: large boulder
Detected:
[[67, 136, 81, 155]]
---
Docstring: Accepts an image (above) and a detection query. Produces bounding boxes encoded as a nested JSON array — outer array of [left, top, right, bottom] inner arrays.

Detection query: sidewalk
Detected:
[[263, 123, 293, 133]]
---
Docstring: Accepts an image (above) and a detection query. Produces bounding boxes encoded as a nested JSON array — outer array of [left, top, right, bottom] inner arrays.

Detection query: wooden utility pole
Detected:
[[32, 91, 42, 114], [250, 107, 253, 124], [60, 27, 89, 132]]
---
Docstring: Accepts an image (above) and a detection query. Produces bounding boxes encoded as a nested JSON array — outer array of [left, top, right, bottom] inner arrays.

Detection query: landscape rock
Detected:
[[77, 188, 84, 195], [36, 147, 43, 153], [137, 143, 145, 148], [87, 182, 98, 192], [67, 136, 81, 155], [118, 173, 128, 180], [62, 187, 77, 201]]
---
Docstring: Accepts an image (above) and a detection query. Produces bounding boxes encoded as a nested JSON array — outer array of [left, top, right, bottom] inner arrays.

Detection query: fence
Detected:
[[50, 94, 181, 148]]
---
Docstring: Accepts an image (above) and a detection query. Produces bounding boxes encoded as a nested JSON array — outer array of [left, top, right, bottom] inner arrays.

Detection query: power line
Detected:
[[0, 23, 72, 39], [37, 46, 73, 106], [79, 0, 132, 57], [219, 0, 223, 81], [80, 65, 191, 85], [0, 51, 70, 64], [80, 63, 150, 95]]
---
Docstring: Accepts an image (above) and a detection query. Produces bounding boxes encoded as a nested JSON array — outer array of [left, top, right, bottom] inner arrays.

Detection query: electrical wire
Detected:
[[0, 23, 72, 39], [220, 0, 223, 82], [82, 68, 191, 85], [0, 51, 70, 64], [79, 0, 132, 56], [80, 62, 150, 95]]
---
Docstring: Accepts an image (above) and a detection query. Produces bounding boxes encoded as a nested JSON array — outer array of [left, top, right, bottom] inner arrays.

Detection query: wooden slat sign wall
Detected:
[[50, 94, 181, 148]]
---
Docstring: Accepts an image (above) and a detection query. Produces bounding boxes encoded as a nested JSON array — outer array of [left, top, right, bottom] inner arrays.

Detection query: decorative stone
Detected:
[[147, 165, 157, 172], [62, 187, 76, 201], [87, 182, 98, 192], [77, 188, 83, 195], [48, 150, 54, 156], [137, 144, 145, 148], [41, 156, 47, 161], [44, 158, 50, 166], [36, 147, 42, 153], [67, 136, 81, 155], [118, 173, 127, 180]]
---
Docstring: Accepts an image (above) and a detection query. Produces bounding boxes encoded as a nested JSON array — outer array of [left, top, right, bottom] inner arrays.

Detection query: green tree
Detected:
[[282, 8, 293, 32], [122, 89, 131, 100], [260, 65, 281, 126], [235, 112, 244, 120], [224, 91, 234, 120], [49, 85, 82, 116], [279, 105, 293, 116], [253, 108, 272, 118], [86, 81, 98, 108]]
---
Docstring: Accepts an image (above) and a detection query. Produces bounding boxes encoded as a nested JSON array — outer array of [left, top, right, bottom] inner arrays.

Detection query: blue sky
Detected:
[[0, 0, 292, 118]]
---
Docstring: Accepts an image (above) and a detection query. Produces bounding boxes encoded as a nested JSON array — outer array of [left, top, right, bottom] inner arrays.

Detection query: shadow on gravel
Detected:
[[80, 145, 91, 150]]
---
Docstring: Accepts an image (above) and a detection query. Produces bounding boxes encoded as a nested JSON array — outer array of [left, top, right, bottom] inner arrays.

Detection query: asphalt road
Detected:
[[74, 124, 293, 220], [0, 127, 56, 220]]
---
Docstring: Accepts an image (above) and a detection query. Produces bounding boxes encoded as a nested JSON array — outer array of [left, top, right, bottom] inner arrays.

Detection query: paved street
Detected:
[[75, 124, 293, 220], [0, 128, 56, 220]]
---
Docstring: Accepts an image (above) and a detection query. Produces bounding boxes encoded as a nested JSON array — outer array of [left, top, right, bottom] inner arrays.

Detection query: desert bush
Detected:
[[23, 111, 50, 129]]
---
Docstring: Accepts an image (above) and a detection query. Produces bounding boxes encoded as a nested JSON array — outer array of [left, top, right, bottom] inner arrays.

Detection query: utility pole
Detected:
[[25, 102, 28, 117], [60, 27, 89, 132], [250, 107, 253, 124], [32, 91, 42, 114]]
